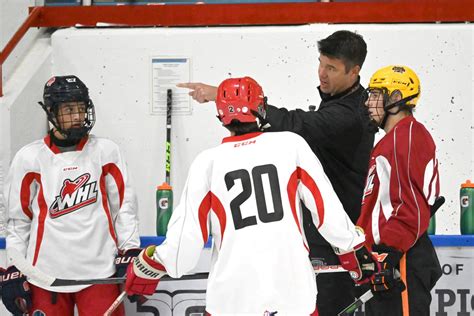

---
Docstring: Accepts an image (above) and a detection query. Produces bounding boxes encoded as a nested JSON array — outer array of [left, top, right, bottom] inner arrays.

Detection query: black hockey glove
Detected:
[[115, 248, 142, 278], [115, 248, 147, 304], [0, 266, 32, 315], [370, 244, 406, 299]]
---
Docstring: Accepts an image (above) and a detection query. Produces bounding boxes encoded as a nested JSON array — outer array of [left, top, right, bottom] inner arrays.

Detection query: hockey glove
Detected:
[[370, 244, 406, 298], [115, 248, 142, 278], [0, 266, 32, 315], [125, 246, 167, 296], [115, 248, 147, 303], [337, 243, 380, 285]]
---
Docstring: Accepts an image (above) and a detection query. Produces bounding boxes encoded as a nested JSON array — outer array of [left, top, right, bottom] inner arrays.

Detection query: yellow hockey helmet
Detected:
[[368, 65, 420, 107]]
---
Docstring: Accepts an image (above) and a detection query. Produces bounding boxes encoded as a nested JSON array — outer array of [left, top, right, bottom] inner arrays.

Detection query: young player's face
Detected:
[[365, 89, 385, 125], [56, 101, 87, 131], [318, 54, 359, 96]]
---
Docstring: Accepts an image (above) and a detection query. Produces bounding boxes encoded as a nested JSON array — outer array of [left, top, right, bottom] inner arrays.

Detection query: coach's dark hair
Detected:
[[224, 121, 260, 136], [318, 30, 367, 73]]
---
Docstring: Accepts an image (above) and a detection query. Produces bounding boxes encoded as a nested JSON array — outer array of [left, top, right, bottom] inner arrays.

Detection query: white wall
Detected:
[[44, 24, 473, 235], [0, 0, 40, 83], [0, 1, 50, 237]]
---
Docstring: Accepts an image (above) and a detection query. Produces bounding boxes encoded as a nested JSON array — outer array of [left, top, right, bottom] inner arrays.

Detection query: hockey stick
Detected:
[[8, 248, 209, 287], [165, 88, 172, 186], [430, 195, 445, 217], [9, 248, 347, 287], [104, 290, 127, 316], [338, 196, 446, 315], [337, 289, 373, 316], [337, 261, 406, 315], [156, 88, 174, 235]]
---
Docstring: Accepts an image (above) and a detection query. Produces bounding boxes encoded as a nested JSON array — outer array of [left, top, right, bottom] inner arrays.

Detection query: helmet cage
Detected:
[[39, 76, 96, 140]]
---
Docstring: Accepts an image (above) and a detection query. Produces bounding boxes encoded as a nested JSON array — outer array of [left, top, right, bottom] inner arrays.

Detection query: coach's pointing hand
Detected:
[[177, 82, 217, 103]]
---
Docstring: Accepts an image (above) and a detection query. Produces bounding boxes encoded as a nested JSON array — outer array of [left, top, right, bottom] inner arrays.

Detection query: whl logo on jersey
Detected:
[[49, 173, 98, 218]]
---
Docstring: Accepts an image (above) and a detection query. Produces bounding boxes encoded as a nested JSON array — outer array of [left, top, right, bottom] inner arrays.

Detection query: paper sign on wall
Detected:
[[151, 57, 191, 115]]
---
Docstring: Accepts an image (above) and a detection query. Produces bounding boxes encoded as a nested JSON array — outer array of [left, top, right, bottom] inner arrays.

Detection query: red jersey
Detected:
[[357, 116, 440, 252]]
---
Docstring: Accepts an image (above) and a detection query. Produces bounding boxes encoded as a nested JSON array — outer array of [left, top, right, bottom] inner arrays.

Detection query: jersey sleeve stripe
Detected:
[[198, 192, 212, 244], [198, 192, 227, 246], [32, 174, 48, 266], [20, 173, 37, 220], [210, 193, 227, 247], [287, 169, 303, 234], [99, 168, 118, 246], [102, 163, 125, 208], [298, 167, 325, 229]]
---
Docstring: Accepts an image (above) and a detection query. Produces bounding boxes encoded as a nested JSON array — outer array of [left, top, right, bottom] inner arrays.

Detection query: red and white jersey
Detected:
[[153, 131, 365, 315], [357, 116, 440, 252], [3, 135, 140, 292]]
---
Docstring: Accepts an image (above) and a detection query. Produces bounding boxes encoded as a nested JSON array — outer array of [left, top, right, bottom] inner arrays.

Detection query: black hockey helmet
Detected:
[[39, 75, 95, 140]]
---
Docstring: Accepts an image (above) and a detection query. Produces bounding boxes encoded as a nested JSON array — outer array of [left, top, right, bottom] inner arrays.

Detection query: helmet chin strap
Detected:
[[379, 93, 417, 129], [60, 127, 89, 141]]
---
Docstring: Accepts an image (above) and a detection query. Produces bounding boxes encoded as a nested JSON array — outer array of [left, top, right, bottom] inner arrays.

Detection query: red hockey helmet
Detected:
[[216, 77, 264, 126]]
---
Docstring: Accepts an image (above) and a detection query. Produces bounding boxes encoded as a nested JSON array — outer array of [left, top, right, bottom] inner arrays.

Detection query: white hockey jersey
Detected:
[[3, 135, 140, 292], [153, 131, 365, 315]]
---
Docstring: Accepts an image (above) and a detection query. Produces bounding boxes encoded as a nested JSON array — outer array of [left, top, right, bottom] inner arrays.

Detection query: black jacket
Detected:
[[265, 78, 375, 247]]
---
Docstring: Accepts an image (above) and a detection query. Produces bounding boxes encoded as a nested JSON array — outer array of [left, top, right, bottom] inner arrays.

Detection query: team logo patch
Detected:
[[392, 66, 406, 73], [362, 164, 376, 203], [49, 173, 98, 218], [33, 310, 46, 316], [372, 252, 388, 262]]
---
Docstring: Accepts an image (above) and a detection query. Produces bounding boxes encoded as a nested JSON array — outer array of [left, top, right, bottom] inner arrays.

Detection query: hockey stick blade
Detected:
[[337, 289, 373, 316], [8, 248, 55, 286]]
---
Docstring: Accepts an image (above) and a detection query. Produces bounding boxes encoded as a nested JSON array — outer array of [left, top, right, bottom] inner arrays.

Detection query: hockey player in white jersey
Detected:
[[0, 75, 140, 315], [125, 77, 381, 315]]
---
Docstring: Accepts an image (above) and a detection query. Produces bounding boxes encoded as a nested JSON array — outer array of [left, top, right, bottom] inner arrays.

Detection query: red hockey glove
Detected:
[[0, 266, 32, 315], [115, 248, 146, 303], [337, 243, 380, 285], [125, 246, 167, 296], [370, 244, 406, 298]]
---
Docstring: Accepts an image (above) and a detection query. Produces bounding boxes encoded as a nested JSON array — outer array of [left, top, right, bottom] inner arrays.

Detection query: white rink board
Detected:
[[46, 24, 473, 236], [0, 243, 472, 315]]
